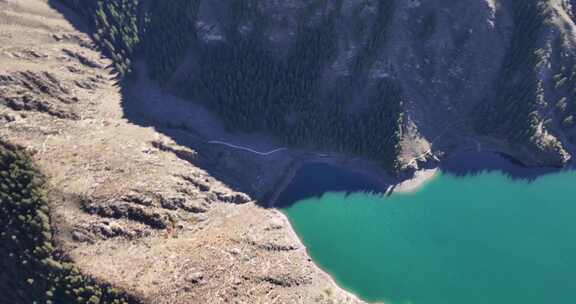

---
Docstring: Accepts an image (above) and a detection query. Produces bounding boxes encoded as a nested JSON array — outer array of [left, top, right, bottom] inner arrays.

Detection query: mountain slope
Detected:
[[59, 0, 576, 170], [0, 1, 360, 303]]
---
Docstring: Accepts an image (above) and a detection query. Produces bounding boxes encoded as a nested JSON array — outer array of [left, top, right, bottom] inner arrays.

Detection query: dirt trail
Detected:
[[208, 140, 287, 156]]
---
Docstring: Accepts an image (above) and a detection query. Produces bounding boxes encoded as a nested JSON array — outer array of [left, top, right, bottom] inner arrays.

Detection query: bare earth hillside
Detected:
[[0, 1, 362, 303]]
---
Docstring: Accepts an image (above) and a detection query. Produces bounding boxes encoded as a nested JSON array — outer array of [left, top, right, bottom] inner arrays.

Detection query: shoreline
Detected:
[[271, 208, 374, 303], [264, 151, 440, 207], [390, 168, 438, 194], [262, 149, 570, 303], [262, 155, 440, 303]]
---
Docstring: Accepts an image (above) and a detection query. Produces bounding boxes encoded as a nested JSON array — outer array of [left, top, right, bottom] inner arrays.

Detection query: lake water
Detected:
[[279, 153, 576, 304]]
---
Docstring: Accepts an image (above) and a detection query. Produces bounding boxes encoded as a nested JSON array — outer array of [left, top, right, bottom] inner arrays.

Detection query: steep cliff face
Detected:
[[57, 0, 576, 169]]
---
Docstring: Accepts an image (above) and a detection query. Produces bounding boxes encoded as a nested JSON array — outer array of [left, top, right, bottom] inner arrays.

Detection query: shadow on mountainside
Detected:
[[271, 162, 388, 208], [48, 0, 575, 209], [119, 60, 298, 206], [47, 0, 294, 207], [47, 0, 94, 34], [439, 151, 575, 182], [273, 151, 576, 208]]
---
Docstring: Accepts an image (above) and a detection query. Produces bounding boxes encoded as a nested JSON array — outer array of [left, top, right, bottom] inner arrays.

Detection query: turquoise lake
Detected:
[[279, 153, 576, 304]]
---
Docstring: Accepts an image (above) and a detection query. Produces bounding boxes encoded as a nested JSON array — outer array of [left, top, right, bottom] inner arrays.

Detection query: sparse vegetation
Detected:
[[548, 59, 576, 133]]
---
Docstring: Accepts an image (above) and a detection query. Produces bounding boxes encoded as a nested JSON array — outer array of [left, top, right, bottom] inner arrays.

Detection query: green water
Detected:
[[282, 159, 576, 304]]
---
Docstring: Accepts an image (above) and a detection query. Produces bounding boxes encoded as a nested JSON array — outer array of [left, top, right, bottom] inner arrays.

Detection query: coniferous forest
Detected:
[[0, 142, 140, 304], [58, 0, 404, 170], [56, 0, 576, 168]]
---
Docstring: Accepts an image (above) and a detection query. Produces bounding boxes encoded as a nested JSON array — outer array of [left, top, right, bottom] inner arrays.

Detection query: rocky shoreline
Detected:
[[273, 208, 370, 303]]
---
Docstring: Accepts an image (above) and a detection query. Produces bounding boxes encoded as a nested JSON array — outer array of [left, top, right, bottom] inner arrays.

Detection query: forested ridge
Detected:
[[57, 0, 405, 170], [186, 1, 403, 168], [143, 0, 201, 83], [475, 0, 549, 142], [55, 0, 575, 168], [0, 142, 140, 304], [58, 0, 141, 76], [473, 0, 572, 162]]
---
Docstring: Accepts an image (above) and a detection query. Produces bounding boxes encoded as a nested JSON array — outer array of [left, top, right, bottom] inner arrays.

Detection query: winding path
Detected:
[[208, 140, 287, 156]]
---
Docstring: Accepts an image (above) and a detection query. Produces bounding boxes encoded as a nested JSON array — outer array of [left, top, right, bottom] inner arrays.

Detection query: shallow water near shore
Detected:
[[280, 154, 576, 304]]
